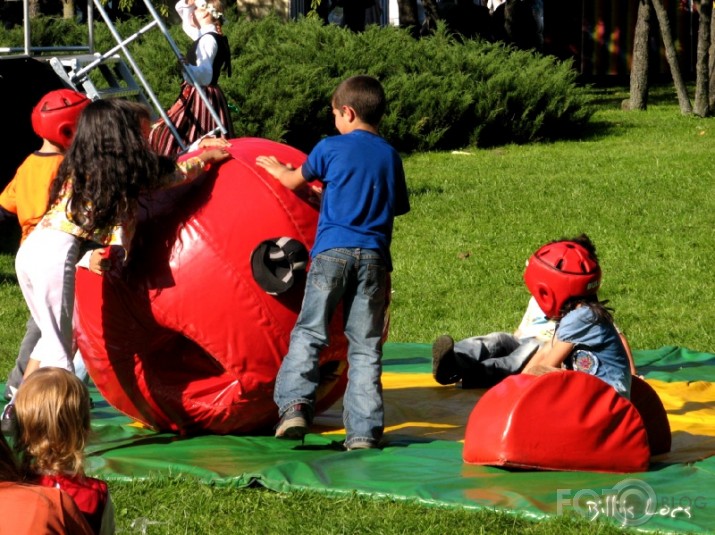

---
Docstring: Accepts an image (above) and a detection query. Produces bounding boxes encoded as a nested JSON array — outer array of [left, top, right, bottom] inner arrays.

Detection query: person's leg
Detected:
[[15, 229, 79, 374], [3, 316, 41, 400], [341, 249, 387, 450], [273, 249, 347, 438], [461, 338, 540, 388], [433, 332, 520, 385]]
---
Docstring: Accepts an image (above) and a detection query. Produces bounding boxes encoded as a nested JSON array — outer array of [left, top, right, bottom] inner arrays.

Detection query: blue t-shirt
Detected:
[[556, 306, 632, 398], [301, 130, 410, 271]]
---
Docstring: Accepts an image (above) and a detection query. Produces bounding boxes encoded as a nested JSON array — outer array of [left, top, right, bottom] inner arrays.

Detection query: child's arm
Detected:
[[522, 337, 574, 374], [175, 0, 200, 39], [22, 358, 40, 379], [172, 148, 231, 185], [619, 332, 638, 376], [255, 155, 307, 191]]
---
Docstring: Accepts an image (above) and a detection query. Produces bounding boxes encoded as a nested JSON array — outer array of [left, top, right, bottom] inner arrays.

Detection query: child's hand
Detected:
[[199, 148, 232, 166], [255, 155, 286, 179], [308, 183, 322, 207], [89, 249, 111, 276], [198, 137, 231, 149]]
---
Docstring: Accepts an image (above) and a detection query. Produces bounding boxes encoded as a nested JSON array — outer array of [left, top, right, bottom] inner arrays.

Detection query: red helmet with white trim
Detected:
[[523, 239, 601, 319], [31, 89, 91, 150]]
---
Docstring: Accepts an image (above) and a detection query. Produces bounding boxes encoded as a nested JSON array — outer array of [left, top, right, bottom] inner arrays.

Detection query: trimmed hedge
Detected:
[[3, 14, 593, 153]]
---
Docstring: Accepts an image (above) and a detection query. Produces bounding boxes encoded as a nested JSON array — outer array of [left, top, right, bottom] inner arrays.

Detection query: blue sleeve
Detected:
[[301, 140, 327, 183], [556, 307, 602, 346]]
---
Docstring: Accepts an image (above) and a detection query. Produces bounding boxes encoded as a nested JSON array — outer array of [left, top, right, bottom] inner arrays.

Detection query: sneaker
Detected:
[[275, 403, 310, 440], [432, 335, 461, 385], [345, 439, 378, 451]]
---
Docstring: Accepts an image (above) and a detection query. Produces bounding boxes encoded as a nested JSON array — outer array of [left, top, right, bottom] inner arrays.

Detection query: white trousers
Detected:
[[15, 228, 81, 372]]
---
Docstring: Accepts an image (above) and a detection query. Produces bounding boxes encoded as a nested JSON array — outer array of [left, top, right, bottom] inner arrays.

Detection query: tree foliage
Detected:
[[0, 15, 592, 153]]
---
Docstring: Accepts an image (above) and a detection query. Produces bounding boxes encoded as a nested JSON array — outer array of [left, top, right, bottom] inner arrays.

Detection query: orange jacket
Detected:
[[0, 482, 93, 535]]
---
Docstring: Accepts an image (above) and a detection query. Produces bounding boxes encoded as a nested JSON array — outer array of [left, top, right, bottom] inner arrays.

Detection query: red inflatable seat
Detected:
[[463, 371, 664, 473]]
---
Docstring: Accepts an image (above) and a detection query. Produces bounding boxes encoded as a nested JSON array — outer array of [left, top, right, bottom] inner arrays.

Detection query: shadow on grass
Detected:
[[0, 272, 18, 285], [408, 185, 445, 197], [584, 82, 686, 109], [0, 223, 20, 255]]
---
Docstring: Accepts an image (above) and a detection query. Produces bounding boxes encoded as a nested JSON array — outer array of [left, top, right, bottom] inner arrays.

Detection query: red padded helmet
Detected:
[[523, 240, 601, 319], [31, 89, 91, 150]]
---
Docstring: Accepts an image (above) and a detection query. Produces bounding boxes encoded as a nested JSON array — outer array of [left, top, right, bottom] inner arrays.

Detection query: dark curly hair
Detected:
[[48, 99, 175, 235]]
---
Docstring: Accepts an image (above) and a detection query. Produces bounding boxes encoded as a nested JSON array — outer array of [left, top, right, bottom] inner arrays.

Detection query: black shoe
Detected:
[[275, 403, 311, 440], [432, 335, 461, 385], [1, 403, 17, 436]]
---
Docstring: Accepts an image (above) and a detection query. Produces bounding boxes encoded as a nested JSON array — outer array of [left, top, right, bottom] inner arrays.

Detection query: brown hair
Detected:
[[13, 368, 91, 477], [332, 75, 386, 127]]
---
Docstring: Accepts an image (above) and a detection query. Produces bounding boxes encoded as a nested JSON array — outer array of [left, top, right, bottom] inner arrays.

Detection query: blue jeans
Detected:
[[274, 248, 387, 447]]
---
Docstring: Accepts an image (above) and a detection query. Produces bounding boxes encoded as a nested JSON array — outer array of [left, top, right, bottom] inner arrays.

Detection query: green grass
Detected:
[[0, 85, 708, 534]]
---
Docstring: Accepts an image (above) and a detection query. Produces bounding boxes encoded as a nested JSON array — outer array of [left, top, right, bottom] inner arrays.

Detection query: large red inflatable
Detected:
[[462, 371, 666, 473], [74, 138, 349, 435]]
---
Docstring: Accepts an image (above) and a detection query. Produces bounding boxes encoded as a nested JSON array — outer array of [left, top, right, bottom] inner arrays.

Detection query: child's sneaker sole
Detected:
[[345, 439, 379, 451], [275, 415, 308, 439], [275, 403, 311, 439]]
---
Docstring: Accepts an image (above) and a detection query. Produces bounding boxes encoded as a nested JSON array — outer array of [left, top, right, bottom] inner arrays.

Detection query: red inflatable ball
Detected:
[[74, 138, 350, 435], [462, 371, 652, 473]]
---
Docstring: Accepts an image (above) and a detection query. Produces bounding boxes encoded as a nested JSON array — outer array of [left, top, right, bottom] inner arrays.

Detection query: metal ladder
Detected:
[[49, 0, 229, 153]]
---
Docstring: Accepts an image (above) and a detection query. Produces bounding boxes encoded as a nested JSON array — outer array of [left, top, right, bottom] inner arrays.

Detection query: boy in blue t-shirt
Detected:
[[256, 75, 410, 450]]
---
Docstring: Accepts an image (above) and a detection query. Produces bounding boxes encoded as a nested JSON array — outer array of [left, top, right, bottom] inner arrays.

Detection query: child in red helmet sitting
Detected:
[[433, 234, 634, 398], [520, 234, 632, 398]]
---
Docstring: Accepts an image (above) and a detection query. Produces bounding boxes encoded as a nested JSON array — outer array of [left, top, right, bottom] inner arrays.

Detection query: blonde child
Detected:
[[13, 367, 112, 534], [1, 431, 93, 535]]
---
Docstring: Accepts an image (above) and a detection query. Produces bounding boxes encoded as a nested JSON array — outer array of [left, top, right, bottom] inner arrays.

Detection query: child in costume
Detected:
[[150, 0, 234, 155], [432, 235, 636, 396], [0, 89, 90, 402], [256, 75, 410, 450], [14, 99, 231, 380], [13, 367, 113, 534]]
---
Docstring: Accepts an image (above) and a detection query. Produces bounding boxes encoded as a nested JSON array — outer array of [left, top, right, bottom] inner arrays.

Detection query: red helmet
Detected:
[[31, 89, 91, 150], [523, 240, 601, 319]]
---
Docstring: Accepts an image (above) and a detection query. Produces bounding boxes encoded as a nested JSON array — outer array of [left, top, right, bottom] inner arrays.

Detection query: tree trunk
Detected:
[[421, 0, 440, 33], [29, 0, 40, 18], [396, 0, 419, 28], [63, 0, 75, 19], [626, 0, 652, 110], [651, 0, 692, 114], [694, 0, 712, 116]]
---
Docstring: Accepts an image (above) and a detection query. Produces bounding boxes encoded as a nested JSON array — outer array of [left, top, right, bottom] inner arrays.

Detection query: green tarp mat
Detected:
[[3, 343, 714, 533]]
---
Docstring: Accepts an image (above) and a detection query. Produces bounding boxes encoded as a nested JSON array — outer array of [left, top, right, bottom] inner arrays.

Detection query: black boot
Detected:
[[432, 335, 461, 385]]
